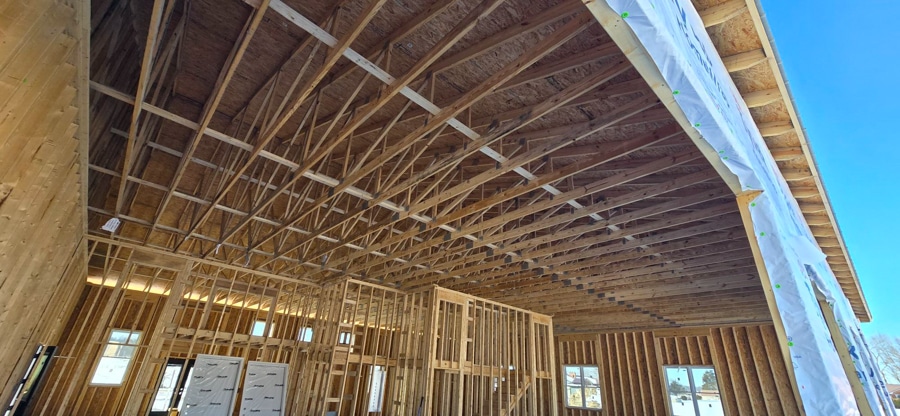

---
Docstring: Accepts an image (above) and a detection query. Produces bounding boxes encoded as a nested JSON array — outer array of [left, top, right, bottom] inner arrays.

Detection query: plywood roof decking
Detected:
[[692, 0, 870, 320], [86, 0, 772, 331]]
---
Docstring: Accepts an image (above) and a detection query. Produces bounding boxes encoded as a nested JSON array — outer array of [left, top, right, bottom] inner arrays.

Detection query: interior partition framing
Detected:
[[25, 239, 557, 416]]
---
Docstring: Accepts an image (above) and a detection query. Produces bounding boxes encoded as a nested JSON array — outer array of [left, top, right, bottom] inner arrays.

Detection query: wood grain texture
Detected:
[[557, 325, 801, 416], [0, 0, 88, 407]]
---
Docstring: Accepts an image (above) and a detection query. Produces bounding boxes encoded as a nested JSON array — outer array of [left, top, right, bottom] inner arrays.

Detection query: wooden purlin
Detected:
[[78, 0, 781, 336], [84, 7, 676, 286], [363, 170, 721, 281], [329, 143, 697, 278], [82, 52, 640, 276]]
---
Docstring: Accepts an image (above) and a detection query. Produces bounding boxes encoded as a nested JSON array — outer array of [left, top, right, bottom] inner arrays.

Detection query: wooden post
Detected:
[[814, 289, 876, 416], [736, 190, 806, 415]]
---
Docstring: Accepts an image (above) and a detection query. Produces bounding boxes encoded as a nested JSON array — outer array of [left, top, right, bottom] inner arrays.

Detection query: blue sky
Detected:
[[759, 0, 900, 338]]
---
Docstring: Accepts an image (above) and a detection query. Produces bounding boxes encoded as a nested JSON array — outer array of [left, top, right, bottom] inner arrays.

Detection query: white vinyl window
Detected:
[[563, 365, 602, 409], [90, 329, 141, 385], [663, 366, 723, 416]]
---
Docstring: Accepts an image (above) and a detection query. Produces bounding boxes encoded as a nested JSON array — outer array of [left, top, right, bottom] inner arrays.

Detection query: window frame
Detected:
[[89, 329, 142, 386], [661, 365, 723, 416], [561, 364, 603, 410]]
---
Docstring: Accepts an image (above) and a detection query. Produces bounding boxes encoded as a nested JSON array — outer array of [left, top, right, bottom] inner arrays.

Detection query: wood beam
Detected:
[[150, 1, 270, 231], [721, 48, 767, 73], [364, 169, 721, 283], [699, 0, 747, 27], [245, 57, 633, 266], [172, 0, 389, 251], [735, 190, 805, 414], [770, 147, 803, 161], [114, 0, 168, 216], [742, 88, 781, 108], [758, 120, 793, 137], [413, 219, 746, 291], [206, 0, 513, 257], [227, 12, 596, 268], [314, 125, 683, 280]]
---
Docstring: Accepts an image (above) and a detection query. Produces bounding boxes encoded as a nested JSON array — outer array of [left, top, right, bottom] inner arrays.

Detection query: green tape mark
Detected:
[[723, 156, 729, 160], [694, 122, 701, 127], [788, 341, 794, 347], [775, 284, 781, 289], [750, 202, 756, 207], [621, 11, 630, 18], [759, 232, 766, 237], [672, 90, 680, 95]]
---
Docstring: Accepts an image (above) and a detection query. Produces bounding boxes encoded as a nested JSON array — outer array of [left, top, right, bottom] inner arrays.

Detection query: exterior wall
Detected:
[[0, 0, 89, 405], [557, 325, 801, 416]]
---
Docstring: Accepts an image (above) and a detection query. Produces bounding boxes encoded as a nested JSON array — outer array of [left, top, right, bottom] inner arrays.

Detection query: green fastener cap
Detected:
[[775, 284, 781, 289], [759, 232, 766, 237], [621, 11, 630, 18], [788, 341, 794, 347]]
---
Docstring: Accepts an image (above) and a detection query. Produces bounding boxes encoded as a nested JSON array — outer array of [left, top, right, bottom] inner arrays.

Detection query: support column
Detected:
[[736, 190, 806, 415]]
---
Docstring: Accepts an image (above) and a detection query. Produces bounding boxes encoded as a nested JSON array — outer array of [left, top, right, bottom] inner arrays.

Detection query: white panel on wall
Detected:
[[367, 365, 386, 412], [182, 354, 243, 416], [240, 361, 289, 416]]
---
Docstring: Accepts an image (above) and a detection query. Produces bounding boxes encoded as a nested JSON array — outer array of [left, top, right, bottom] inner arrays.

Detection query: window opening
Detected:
[[663, 366, 723, 416], [250, 320, 273, 337], [563, 365, 602, 409], [90, 329, 141, 385], [298, 326, 313, 343]]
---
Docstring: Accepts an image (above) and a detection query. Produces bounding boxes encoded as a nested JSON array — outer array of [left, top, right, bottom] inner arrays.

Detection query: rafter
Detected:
[[370, 158, 722, 285], [321, 124, 684, 274], [149, 1, 271, 233], [114, 0, 169, 217], [204, 0, 515, 256], [364, 170, 722, 284], [171, 0, 389, 251], [401, 214, 744, 290], [209, 10, 595, 268], [251, 59, 636, 268]]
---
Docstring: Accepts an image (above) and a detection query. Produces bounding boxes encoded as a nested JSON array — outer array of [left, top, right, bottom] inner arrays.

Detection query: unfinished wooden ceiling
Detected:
[[86, 0, 773, 331]]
